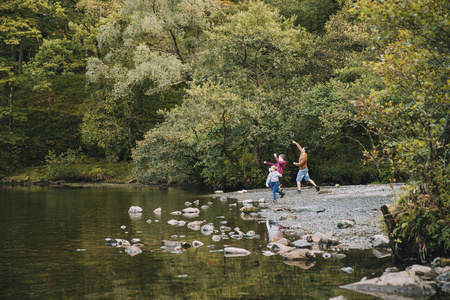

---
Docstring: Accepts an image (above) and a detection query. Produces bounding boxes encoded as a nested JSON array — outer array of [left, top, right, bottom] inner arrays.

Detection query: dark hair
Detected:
[[303, 147, 308, 153]]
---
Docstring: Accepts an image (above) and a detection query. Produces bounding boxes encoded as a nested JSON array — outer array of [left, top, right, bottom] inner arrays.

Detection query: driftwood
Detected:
[[380, 205, 395, 232]]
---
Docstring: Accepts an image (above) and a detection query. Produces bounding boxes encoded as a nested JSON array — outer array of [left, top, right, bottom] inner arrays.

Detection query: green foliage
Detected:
[[45, 149, 133, 182], [134, 1, 318, 188], [83, 0, 220, 161], [264, 0, 341, 34], [46, 148, 82, 180], [133, 83, 266, 188], [350, 0, 450, 261], [351, 0, 449, 191], [390, 173, 450, 260]]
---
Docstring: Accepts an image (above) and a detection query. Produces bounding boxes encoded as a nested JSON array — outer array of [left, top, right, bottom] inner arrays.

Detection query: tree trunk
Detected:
[[9, 85, 14, 133], [169, 29, 185, 64], [438, 113, 450, 158], [18, 44, 23, 74]]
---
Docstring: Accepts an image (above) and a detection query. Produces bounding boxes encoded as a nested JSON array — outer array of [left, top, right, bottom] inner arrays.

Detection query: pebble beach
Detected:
[[216, 183, 406, 249]]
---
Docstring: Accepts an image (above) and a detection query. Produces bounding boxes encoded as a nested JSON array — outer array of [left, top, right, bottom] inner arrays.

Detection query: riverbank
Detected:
[[214, 183, 406, 250]]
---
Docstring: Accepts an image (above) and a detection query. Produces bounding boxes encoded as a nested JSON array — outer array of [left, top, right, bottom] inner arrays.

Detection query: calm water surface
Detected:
[[0, 185, 434, 299]]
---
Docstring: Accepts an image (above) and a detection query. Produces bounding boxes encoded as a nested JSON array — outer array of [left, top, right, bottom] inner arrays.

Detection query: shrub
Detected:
[[45, 148, 81, 181]]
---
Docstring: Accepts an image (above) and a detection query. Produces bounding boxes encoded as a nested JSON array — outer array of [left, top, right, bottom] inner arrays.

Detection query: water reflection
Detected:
[[1, 185, 444, 299]]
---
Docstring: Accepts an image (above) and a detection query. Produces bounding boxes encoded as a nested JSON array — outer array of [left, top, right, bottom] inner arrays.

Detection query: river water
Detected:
[[0, 185, 432, 299]]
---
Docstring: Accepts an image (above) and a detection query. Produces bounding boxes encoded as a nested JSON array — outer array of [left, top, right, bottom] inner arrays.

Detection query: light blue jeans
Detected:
[[296, 168, 310, 182]]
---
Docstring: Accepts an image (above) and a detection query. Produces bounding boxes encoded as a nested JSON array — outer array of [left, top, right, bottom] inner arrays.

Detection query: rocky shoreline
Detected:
[[216, 183, 404, 250], [214, 183, 450, 299]]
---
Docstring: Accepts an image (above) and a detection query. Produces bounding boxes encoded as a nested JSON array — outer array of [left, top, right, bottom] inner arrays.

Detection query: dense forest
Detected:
[[0, 0, 449, 260]]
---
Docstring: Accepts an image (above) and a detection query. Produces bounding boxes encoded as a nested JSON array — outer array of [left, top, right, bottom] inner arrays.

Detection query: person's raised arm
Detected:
[[274, 153, 280, 163], [292, 140, 302, 151]]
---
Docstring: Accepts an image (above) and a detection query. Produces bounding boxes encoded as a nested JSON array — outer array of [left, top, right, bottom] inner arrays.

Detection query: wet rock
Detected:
[[307, 232, 330, 243], [192, 240, 204, 248], [170, 211, 182, 215], [262, 250, 277, 256], [162, 240, 191, 249], [259, 203, 269, 209], [125, 244, 143, 256], [268, 243, 294, 254], [182, 207, 200, 214], [168, 219, 186, 226], [240, 206, 258, 213], [128, 206, 143, 213], [184, 201, 192, 207], [432, 257, 443, 268], [442, 282, 450, 293], [236, 189, 247, 194], [153, 208, 161, 214], [223, 247, 251, 257], [406, 265, 433, 277], [437, 272, 450, 282], [146, 219, 152, 224], [332, 253, 346, 259], [215, 190, 224, 193], [220, 225, 231, 232], [281, 249, 316, 261], [243, 230, 259, 238], [114, 239, 131, 248], [276, 238, 292, 246], [201, 224, 215, 235], [131, 238, 140, 243], [371, 234, 390, 248], [187, 220, 202, 230], [212, 235, 225, 242], [193, 200, 200, 205], [219, 196, 227, 201], [280, 214, 297, 221], [372, 248, 391, 259], [273, 205, 291, 212], [319, 237, 340, 248], [329, 296, 346, 300], [341, 269, 437, 298], [341, 267, 354, 273], [292, 239, 312, 249], [168, 219, 179, 225], [201, 205, 209, 210], [337, 219, 355, 229]]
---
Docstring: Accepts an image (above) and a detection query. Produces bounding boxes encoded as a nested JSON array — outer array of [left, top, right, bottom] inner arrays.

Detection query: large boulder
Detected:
[[371, 234, 390, 248], [341, 269, 436, 299]]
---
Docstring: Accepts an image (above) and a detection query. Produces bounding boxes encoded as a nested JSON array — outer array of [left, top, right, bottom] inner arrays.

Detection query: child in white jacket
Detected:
[[266, 166, 286, 201]]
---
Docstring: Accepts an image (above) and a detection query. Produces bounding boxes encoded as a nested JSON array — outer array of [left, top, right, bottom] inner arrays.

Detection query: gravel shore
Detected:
[[217, 183, 406, 250]]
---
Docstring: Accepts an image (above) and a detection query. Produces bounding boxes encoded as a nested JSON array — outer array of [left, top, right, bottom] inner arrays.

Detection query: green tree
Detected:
[[264, 0, 341, 34], [134, 83, 264, 188], [25, 39, 85, 120], [352, 0, 450, 261], [134, 1, 315, 188], [83, 0, 220, 161]]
